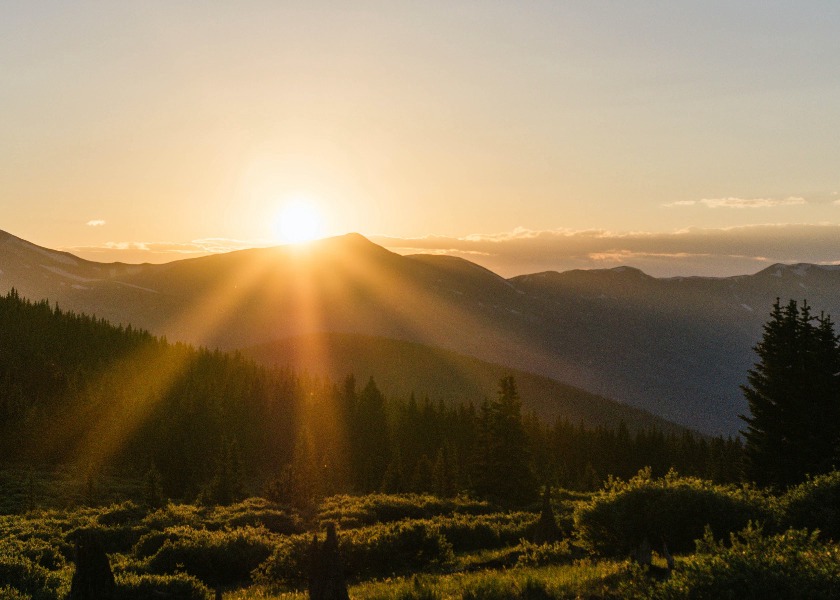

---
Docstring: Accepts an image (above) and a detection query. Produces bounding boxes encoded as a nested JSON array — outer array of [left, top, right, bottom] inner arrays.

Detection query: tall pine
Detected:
[[741, 299, 840, 488]]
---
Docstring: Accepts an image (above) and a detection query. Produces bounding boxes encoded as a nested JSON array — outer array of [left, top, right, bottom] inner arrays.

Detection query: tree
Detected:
[[741, 299, 840, 488], [471, 376, 537, 505]]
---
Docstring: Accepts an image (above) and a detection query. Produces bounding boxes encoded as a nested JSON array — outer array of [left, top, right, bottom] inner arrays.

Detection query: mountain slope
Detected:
[[3, 229, 839, 435], [242, 332, 684, 433]]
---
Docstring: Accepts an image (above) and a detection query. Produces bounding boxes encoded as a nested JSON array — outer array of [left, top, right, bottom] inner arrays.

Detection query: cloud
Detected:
[[63, 238, 270, 264], [86, 219, 106, 226], [59, 224, 840, 278], [373, 223, 840, 278], [665, 197, 807, 209]]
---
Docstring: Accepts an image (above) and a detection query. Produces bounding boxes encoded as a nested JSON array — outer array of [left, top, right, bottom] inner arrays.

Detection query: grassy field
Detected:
[[2, 469, 840, 599]]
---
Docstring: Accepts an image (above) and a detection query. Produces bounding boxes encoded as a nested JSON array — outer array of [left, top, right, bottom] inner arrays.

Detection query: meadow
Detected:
[[2, 468, 839, 599]]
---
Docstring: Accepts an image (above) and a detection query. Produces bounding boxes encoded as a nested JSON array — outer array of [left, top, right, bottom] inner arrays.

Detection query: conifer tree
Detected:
[[472, 376, 537, 505], [741, 299, 840, 487]]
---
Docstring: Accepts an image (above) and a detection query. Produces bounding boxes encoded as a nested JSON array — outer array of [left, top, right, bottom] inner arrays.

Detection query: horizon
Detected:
[[4, 226, 834, 280], [4, 3, 840, 277]]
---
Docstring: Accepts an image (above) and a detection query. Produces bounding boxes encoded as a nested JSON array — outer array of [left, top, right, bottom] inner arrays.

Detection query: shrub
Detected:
[[648, 524, 840, 599], [432, 512, 535, 552], [574, 469, 774, 555], [255, 521, 454, 585], [782, 470, 840, 541], [114, 572, 209, 600], [515, 540, 575, 567], [207, 498, 303, 534], [316, 494, 495, 529], [96, 501, 148, 527], [0, 552, 65, 600], [145, 526, 274, 587]]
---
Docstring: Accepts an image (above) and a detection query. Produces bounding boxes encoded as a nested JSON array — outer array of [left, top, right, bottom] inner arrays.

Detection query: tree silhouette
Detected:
[[741, 299, 840, 488]]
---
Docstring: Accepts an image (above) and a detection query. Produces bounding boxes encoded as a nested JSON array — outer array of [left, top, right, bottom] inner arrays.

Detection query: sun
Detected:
[[272, 198, 324, 244]]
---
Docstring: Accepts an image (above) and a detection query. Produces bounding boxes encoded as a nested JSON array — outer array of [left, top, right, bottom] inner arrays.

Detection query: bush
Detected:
[[0, 552, 65, 600], [648, 524, 840, 599], [256, 520, 454, 585], [114, 572, 209, 600], [515, 540, 575, 567], [431, 512, 535, 552], [316, 494, 495, 529], [782, 470, 840, 541], [207, 498, 303, 534], [574, 469, 774, 555], [145, 526, 274, 586]]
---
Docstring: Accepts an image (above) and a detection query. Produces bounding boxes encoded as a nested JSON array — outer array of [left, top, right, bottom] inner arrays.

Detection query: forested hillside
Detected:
[[0, 290, 741, 509]]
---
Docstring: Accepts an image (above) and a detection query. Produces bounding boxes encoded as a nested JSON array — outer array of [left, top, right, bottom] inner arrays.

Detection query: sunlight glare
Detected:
[[273, 198, 324, 244]]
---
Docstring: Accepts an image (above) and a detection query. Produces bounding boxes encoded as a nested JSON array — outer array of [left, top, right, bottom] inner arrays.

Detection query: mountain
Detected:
[[3, 229, 839, 435], [242, 332, 683, 433]]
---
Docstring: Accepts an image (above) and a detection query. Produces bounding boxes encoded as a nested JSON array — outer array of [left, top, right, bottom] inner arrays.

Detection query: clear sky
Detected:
[[3, 1, 840, 276]]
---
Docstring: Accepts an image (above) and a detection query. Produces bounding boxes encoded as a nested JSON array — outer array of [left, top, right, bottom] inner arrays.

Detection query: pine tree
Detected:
[[741, 299, 840, 488], [471, 376, 537, 506]]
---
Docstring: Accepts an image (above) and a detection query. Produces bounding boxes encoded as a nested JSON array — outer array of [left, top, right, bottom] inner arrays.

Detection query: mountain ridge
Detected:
[[3, 228, 839, 435]]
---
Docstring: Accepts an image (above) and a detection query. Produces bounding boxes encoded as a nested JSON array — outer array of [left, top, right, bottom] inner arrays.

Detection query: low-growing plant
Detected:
[[574, 468, 775, 555], [515, 540, 575, 567], [316, 494, 496, 529], [646, 524, 840, 599], [207, 498, 303, 534], [431, 512, 535, 552], [255, 520, 454, 586], [114, 572, 210, 600], [145, 526, 274, 587], [0, 551, 67, 600], [782, 470, 840, 541]]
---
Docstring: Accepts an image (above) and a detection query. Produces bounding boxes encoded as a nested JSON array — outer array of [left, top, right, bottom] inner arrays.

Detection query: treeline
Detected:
[[0, 290, 741, 507]]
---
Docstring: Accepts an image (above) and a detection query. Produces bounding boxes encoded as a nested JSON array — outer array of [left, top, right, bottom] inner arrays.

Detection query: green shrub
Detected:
[[142, 503, 204, 530], [0, 586, 31, 600], [145, 526, 274, 586], [432, 512, 534, 552], [256, 521, 454, 585], [0, 538, 66, 572], [0, 552, 65, 600], [782, 470, 840, 541], [574, 469, 774, 555], [316, 494, 495, 529], [515, 540, 575, 567], [207, 498, 303, 534], [114, 572, 209, 600], [68, 523, 147, 555], [96, 501, 148, 527], [648, 524, 840, 599]]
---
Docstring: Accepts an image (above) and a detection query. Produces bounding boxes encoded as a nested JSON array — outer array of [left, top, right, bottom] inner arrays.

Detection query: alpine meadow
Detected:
[[3, 3, 840, 599]]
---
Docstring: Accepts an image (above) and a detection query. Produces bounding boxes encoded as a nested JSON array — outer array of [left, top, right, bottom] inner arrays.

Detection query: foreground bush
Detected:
[[574, 469, 774, 555], [145, 526, 274, 587], [782, 470, 840, 541], [317, 494, 496, 529], [114, 572, 209, 600], [256, 520, 454, 585], [431, 512, 535, 552], [648, 525, 840, 599], [0, 550, 66, 600]]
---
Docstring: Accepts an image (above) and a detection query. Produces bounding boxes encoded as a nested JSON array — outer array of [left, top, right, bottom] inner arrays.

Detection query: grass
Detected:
[[227, 560, 630, 600]]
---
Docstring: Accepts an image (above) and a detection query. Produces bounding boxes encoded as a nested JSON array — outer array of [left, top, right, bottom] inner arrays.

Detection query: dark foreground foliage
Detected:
[[574, 469, 774, 555], [644, 525, 840, 600]]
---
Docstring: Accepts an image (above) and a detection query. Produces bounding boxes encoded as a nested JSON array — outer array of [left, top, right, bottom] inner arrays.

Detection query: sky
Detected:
[[3, 1, 840, 277]]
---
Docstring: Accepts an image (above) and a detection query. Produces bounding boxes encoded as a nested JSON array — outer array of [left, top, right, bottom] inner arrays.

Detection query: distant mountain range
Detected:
[[3, 228, 839, 435]]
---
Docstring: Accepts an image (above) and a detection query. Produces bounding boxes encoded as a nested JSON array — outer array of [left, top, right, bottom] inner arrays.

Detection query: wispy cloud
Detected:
[[665, 197, 807, 209], [374, 223, 840, 277], [86, 219, 106, 226], [59, 224, 840, 278], [63, 238, 273, 263]]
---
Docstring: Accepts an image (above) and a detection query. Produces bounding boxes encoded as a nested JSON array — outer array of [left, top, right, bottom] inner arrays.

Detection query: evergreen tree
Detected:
[[741, 299, 840, 488], [472, 376, 537, 506]]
